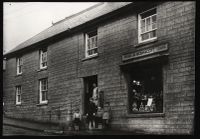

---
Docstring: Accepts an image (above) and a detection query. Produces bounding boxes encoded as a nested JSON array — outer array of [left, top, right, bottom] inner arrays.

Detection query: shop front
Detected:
[[121, 43, 168, 116]]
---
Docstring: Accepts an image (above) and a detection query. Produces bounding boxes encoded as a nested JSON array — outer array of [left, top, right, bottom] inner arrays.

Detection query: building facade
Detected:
[[3, 2, 195, 134]]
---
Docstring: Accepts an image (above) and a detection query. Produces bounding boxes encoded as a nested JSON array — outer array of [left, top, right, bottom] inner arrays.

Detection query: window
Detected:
[[138, 8, 157, 43], [85, 30, 98, 57], [40, 48, 47, 69], [17, 57, 23, 75], [39, 78, 48, 104], [16, 86, 22, 105], [126, 65, 163, 114]]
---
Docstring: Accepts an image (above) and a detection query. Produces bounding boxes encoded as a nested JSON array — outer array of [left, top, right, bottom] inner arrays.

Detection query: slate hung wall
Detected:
[[3, 2, 195, 134]]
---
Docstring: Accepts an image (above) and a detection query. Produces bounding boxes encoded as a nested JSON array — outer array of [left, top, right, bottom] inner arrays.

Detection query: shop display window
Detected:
[[128, 66, 163, 114]]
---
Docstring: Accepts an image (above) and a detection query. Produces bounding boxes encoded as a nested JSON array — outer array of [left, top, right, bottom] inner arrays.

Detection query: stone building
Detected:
[[3, 2, 195, 134]]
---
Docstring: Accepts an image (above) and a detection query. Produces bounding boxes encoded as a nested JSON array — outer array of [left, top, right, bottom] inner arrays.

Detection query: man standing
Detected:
[[87, 98, 97, 129], [92, 83, 98, 106]]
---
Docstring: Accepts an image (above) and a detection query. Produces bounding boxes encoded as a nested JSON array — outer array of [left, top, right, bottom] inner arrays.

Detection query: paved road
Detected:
[[3, 125, 46, 136]]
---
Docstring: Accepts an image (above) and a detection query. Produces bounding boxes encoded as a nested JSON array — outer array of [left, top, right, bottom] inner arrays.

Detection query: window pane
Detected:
[[150, 30, 156, 38], [141, 33, 149, 41], [146, 18, 151, 31], [141, 27, 145, 33], [152, 15, 156, 23], [152, 23, 156, 29], [43, 53, 47, 62], [141, 19, 145, 27], [94, 48, 98, 53], [19, 66, 22, 73], [18, 95, 21, 102], [87, 39, 90, 49], [42, 91, 46, 101]]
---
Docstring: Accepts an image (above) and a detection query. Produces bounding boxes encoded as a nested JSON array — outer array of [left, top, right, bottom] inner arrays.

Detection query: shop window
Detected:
[[138, 8, 157, 43], [85, 29, 98, 58], [40, 48, 47, 69], [127, 65, 163, 114], [17, 57, 23, 75], [16, 86, 22, 105], [39, 78, 48, 104]]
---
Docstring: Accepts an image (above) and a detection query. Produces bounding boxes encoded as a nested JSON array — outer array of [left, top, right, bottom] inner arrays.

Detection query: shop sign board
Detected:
[[122, 44, 168, 61]]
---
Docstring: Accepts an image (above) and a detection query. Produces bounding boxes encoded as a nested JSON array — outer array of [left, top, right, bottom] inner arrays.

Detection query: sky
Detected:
[[3, 2, 99, 53]]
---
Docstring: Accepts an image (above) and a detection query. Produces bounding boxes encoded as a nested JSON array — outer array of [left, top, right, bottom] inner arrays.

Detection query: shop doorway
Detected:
[[83, 75, 97, 115]]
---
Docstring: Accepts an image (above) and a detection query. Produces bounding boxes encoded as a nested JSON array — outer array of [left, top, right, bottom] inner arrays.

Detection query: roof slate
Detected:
[[4, 2, 132, 56]]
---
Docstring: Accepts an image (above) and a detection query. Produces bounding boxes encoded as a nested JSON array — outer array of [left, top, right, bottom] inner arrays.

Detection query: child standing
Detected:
[[102, 102, 111, 129], [96, 107, 104, 129], [73, 108, 81, 131]]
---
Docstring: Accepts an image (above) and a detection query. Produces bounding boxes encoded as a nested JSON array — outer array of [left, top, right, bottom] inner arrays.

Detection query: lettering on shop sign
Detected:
[[122, 44, 168, 61]]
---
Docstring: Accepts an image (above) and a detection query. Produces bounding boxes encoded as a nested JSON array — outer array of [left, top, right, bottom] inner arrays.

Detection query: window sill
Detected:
[[36, 102, 48, 106], [135, 38, 157, 47], [16, 73, 22, 77], [82, 54, 98, 61], [16, 103, 21, 106], [37, 67, 47, 72], [126, 113, 165, 118]]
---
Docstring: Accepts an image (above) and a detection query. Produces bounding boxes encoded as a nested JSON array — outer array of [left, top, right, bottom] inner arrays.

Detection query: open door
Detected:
[[83, 75, 97, 115]]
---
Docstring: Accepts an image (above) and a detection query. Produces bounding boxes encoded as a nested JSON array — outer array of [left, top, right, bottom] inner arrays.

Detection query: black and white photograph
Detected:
[[3, 2, 196, 135]]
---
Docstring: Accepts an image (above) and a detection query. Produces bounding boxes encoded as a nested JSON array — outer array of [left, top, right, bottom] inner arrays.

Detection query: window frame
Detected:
[[138, 7, 157, 43], [85, 30, 98, 58], [39, 78, 48, 104], [16, 86, 22, 105], [40, 48, 47, 69], [17, 57, 23, 75]]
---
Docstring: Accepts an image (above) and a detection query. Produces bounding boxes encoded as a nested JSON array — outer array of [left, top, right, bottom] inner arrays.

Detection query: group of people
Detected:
[[72, 83, 110, 130]]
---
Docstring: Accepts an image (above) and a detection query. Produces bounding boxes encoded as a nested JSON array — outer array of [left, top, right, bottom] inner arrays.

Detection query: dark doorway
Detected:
[[83, 75, 97, 115]]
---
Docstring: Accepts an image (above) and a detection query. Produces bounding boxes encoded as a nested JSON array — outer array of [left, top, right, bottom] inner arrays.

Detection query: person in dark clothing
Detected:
[[87, 98, 97, 129]]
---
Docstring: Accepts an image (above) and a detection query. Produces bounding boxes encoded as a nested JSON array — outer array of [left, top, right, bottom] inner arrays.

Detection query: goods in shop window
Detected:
[[150, 101, 156, 112], [144, 105, 150, 112], [132, 101, 138, 112], [147, 97, 153, 106], [139, 102, 145, 112]]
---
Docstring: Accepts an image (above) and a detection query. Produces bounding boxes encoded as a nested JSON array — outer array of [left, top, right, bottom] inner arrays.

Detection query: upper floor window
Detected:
[[17, 57, 23, 75], [138, 8, 157, 43], [39, 78, 48, 104], [16, 86, 22, 105], [40, 48, 47, 69], [85, 30, 98, 58]]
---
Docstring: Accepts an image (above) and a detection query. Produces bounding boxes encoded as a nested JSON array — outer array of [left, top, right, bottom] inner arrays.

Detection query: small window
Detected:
[[16, 86, 22, 105], [40, 48, 47, 69], [39, 78, 48, 104], [17, 57, 23, 75], [85, 30, 98, 57], [138, 8, 157, 43]]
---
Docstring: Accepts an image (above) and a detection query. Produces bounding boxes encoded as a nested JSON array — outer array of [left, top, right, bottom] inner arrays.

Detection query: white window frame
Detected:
[[40, 49, 47, 69], [17, 57, 23, 75], [39, 78, 48, 104], [138, 8, 157, 43], [16, 86, 22, 105], [85, 30, 98, 58]]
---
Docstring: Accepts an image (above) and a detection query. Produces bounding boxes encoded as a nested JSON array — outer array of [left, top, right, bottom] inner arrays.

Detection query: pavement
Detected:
[[3, 116, 145, 136]]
